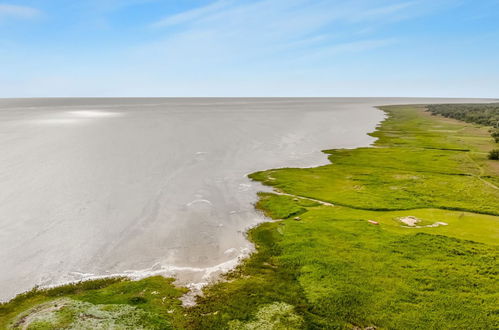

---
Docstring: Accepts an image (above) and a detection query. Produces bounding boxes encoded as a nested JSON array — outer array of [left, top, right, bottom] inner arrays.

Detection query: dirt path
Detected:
[[273, 191, 335, 207], [466, 153, 499, 190], [13, 299, 70, 330]]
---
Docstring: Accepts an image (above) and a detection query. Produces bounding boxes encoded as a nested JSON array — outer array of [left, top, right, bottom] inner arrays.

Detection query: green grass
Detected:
[[249, 106, 499, 216], [1, 104, 498, 329], [426, 103, 499, 142], [250, 164, 499, 214], [0, 277, 188, 329], [184, 203, 498, 329], [185, 105, 498, 329], [255, 192, 320, 220]]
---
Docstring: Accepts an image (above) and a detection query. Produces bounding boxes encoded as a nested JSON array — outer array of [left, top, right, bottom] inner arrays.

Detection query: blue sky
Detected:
[[0, 0, 498, 97]]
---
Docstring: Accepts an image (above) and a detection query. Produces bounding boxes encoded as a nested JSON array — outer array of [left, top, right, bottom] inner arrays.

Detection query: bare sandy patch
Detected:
[[399, 216, 448, 228], [400, 216, 420, 226]]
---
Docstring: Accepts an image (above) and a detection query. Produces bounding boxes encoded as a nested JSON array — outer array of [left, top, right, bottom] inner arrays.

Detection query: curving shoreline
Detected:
[[0, 98, 388, 303], [0, 100, 386, 305], [0, 98, 491, 303], [2, 102, 498, 329]]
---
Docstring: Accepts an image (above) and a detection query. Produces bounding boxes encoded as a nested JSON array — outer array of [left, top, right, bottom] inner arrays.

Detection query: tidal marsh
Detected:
[[1, 104, 498, 329]]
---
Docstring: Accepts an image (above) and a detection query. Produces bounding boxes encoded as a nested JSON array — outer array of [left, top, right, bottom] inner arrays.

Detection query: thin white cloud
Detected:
[[321, 39, 396, 54], [0, 0, 468, 97], [296, 38, 397, 63], [0, 4, 41, 20], [350, 1, 417, 22], [85, 0, 160, 12], [151, 0, 233, 28], [140, 0, 413, 73]]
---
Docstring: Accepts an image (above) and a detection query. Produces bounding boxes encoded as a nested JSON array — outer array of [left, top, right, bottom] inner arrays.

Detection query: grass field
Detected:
[[1, 104, 498, 329], [0, 277, 188, 329]]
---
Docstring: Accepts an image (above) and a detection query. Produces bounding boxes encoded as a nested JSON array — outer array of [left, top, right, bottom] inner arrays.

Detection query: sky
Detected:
[[0, 0, 498, 97]]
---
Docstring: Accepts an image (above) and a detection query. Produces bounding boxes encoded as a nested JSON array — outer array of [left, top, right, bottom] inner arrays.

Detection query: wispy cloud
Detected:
[[292, 38, 397, 64], [83, 0, 159, 12], [349, 1, 417, 22], [0, 4, 41, 20], [3, 0, 486, 97], [138, 0, 426, 75], [151, 0, 233, 28]]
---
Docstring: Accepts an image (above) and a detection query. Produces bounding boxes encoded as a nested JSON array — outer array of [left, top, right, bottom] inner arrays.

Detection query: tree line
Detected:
[[427, 103, 499, 159]]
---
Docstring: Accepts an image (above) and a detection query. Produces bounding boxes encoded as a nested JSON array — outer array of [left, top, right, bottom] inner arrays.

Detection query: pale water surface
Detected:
[[0, 98, 491, 301]]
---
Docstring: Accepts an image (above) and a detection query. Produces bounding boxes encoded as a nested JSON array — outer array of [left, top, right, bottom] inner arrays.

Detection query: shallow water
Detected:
[[0, 97, 491, 301]]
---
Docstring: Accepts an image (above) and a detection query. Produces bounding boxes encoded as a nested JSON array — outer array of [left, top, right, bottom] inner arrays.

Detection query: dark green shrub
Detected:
[[488, 149, 499, 160], [128, 296, 147, 304]]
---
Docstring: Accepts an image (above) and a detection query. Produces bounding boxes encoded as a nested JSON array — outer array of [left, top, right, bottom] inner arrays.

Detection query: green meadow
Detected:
[[0, 277, 188, 329], [1, 104, 498, 329]]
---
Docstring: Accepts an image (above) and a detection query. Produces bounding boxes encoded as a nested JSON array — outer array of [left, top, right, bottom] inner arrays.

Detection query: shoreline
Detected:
[[1, 105, 497, 326], [0, 100, 387, 304], [0, 97, 391, 303]]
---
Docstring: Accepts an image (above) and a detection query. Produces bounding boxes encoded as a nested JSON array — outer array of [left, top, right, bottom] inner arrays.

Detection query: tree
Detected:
[[488, 149, 499, 160], [491, 130, 499, 143], [426, 104, 499, 143]]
